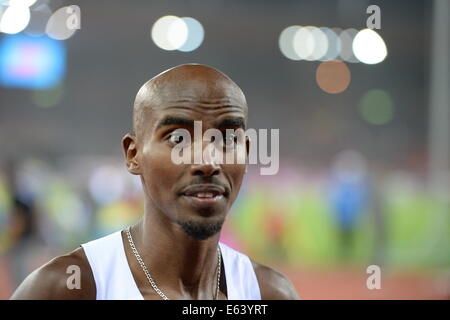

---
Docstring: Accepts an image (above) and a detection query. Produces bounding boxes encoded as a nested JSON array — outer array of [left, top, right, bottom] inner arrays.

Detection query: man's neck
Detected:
[[129, 209, 221, 298]]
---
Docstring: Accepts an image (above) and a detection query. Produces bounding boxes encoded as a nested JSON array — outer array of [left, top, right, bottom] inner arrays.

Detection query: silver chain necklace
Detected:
[[126, 226, 221, 300]]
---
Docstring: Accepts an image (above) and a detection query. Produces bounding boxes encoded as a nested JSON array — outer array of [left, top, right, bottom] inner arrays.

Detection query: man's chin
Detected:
[[176, 218, 224, 240]]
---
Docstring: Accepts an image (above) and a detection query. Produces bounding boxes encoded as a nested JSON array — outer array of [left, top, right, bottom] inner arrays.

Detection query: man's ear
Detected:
[[122, 133, 141, 175]]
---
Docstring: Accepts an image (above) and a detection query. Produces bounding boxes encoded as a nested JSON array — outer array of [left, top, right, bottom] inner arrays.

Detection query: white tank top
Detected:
[[81, 230, 261, 300]]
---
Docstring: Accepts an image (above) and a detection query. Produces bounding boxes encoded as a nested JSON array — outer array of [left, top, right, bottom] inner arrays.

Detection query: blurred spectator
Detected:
[[328, 150, 370, 262], [6, 195, 51, 287]]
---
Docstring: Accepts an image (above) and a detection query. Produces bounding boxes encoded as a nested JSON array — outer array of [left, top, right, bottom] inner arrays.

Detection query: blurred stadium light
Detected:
[[0, 34, 65, 89], [151, 15, 204, 52], [279, 25, 387, 64]]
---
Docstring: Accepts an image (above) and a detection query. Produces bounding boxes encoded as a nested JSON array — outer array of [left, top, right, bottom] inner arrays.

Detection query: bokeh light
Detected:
[[178, 17, 204, 52], [339, 28, 359, 63], [279, 25, 301, 60], [293, 26, 315, 60], [359, 89, 394, 125], [152, 15, 181, 51], [151, 15, 204, 52], [280, 25, 386, 64], [320, 27, 341, 61], [309, 27, 329, 60], [315, 60, 351, 94], [166, 16, 188, 50], [353, 28, 388, 64], [0, 4, 30, 34]]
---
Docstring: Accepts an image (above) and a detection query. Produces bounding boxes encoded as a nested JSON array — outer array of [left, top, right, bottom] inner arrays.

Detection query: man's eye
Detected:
[[168, 132, 184, 144], [223, 133, 237, 146]]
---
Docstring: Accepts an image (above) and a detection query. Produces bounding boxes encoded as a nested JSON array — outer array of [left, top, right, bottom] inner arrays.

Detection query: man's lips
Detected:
[[182, 194, 224, 204], [180, 184, 227, 196], [179, 184, 227, 203]]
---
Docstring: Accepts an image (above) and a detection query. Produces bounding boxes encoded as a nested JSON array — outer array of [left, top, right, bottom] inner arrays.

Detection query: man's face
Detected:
[[126, 76, 248, 240]]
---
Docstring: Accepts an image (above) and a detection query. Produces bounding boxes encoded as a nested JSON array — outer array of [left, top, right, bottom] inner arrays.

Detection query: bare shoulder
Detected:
[[10, 246, 96, 300], [251, 260, 300, 300]]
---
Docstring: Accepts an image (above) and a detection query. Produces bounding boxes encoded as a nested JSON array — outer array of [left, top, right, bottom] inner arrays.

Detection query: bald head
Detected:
[[132, 64, 247, 138]]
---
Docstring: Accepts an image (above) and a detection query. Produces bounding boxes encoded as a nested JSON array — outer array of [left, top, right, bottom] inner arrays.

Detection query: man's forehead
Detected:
[[133, 64, 248, 136], [153, 78, 247, 108], [138, 64, 247, 107]]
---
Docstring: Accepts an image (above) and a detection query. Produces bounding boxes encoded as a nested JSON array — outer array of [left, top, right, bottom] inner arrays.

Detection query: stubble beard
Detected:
[[176, 217, 225, 240]]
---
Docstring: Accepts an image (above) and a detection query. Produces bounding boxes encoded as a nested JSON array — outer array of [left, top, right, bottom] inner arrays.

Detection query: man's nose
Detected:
[[190, 142, 221, 177]]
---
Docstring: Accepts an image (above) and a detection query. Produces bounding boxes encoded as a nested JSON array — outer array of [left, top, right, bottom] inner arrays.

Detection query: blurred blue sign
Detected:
[[0, 35, 66, 89]]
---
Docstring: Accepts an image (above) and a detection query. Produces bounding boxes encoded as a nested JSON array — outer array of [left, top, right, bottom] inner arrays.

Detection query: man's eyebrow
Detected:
[[215, 117, 246, 129], [155, 116, 195, 130]]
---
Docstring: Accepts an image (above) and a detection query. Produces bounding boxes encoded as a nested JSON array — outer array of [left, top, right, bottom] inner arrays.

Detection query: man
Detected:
[[11, 64, 299, 300]]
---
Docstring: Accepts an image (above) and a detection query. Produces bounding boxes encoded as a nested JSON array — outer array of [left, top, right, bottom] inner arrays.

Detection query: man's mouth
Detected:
[[180, 185, 227, 204], [183, 193, 224, 203]]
